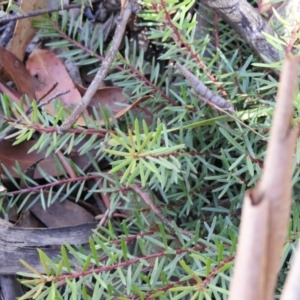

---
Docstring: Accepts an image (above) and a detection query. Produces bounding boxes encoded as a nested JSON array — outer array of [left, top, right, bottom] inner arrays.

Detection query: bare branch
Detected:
[[281, 240, 300, 299], [229, 56, 299, 300], [176, 62, 235, 112], [130, 184, 206, 245], [58, 2, 138, 134]]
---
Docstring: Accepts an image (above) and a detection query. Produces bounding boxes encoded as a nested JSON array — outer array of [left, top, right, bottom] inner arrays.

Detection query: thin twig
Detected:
[[130, 184, 206, 246], [36, 82, 58, 104], [207, 101, 265, 139], [58, 2, 137, 134], [25, 89, 70, 117], [50, 21, 175, 105], [158, 0, 228, 98], [0, 3, 95, 24], [175, 62, 235, 112]]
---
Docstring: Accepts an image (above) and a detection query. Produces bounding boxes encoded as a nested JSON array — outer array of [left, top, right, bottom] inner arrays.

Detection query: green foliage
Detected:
[[104, 120, 185, 187], [0, 0, 299, 298], [17, 221, 238, 300]]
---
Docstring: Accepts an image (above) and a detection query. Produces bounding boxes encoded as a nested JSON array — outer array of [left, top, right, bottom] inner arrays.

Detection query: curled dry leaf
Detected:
[[17, 210, 43, 228], [26, 49, 87, 125]]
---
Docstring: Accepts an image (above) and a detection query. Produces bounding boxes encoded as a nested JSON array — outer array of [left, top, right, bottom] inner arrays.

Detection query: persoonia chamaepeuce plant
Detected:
[[0, 0, 300, 299]]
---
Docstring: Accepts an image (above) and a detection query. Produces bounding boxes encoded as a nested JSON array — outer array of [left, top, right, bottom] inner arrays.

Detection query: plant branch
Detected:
[[0, 89, 69, 141], [51, 245, 205, 283], [8, 174, 104, 196], [157, 0, 228, 97], [0, 116, 114, 137]]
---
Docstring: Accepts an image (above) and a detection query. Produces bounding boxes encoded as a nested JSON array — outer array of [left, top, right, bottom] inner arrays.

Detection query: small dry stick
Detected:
[[130, 184, 206, 246], [25, 89, 70, 117], [176, 62, 235, 113], [0, 89, 70, 141], [58, 2, 138, 134], [36, 82, 59, 104]]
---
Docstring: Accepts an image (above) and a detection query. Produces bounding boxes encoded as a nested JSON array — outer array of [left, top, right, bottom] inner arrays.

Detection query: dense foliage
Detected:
[[1, 0, 300, 299]]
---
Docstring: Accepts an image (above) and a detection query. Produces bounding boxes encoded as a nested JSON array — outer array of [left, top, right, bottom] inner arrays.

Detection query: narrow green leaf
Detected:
[[89, 237, 100, 267], [61, 245, 71, 273]]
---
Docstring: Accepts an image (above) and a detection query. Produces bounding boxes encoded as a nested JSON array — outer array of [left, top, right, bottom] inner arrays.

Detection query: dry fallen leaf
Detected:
[[26, 49, 88, 125], [0, 140, 97, 179], [30, 199, 95, 228], [0, 80, 22, 103], [76, 84, 150, 124], [16, 210, 43, 228], [0, 46, 37, 99], [76, 84, 128, 113], [26, 49, 81, 105], [9, 0, 48, 62]]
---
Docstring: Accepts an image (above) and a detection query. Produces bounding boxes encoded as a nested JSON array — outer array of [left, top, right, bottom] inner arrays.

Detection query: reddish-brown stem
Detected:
[[129, 254, 236, 299], [285, 24, 299, 56], [0, 115, 115, 136], [9, 174, 104, 195], [52, 245, 205, 282], [156, 0, 228, 97]]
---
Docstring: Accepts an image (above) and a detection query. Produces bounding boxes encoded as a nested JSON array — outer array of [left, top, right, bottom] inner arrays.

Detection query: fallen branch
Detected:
[[130, 184, 205, 245], [0, 221, 96, 274], [58, 2, 139, 134], [176, 62, 235, 112], [201, 0, 282, 63]]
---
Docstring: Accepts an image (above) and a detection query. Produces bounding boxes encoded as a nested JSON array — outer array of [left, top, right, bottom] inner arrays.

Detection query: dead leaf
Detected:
[[76, 84, 128, 113], [26, 49, 87, 125], [0, 80, 22, 103], [17, 210, 44, 228], [0, 46, 36, 98], [0, 140, 97, 179], [9, 0, 48, 62], [30, 199, 94, 228], [76, 84, 150, 124], [112, 96, 151, 121], [26, 49, 81, 104]]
